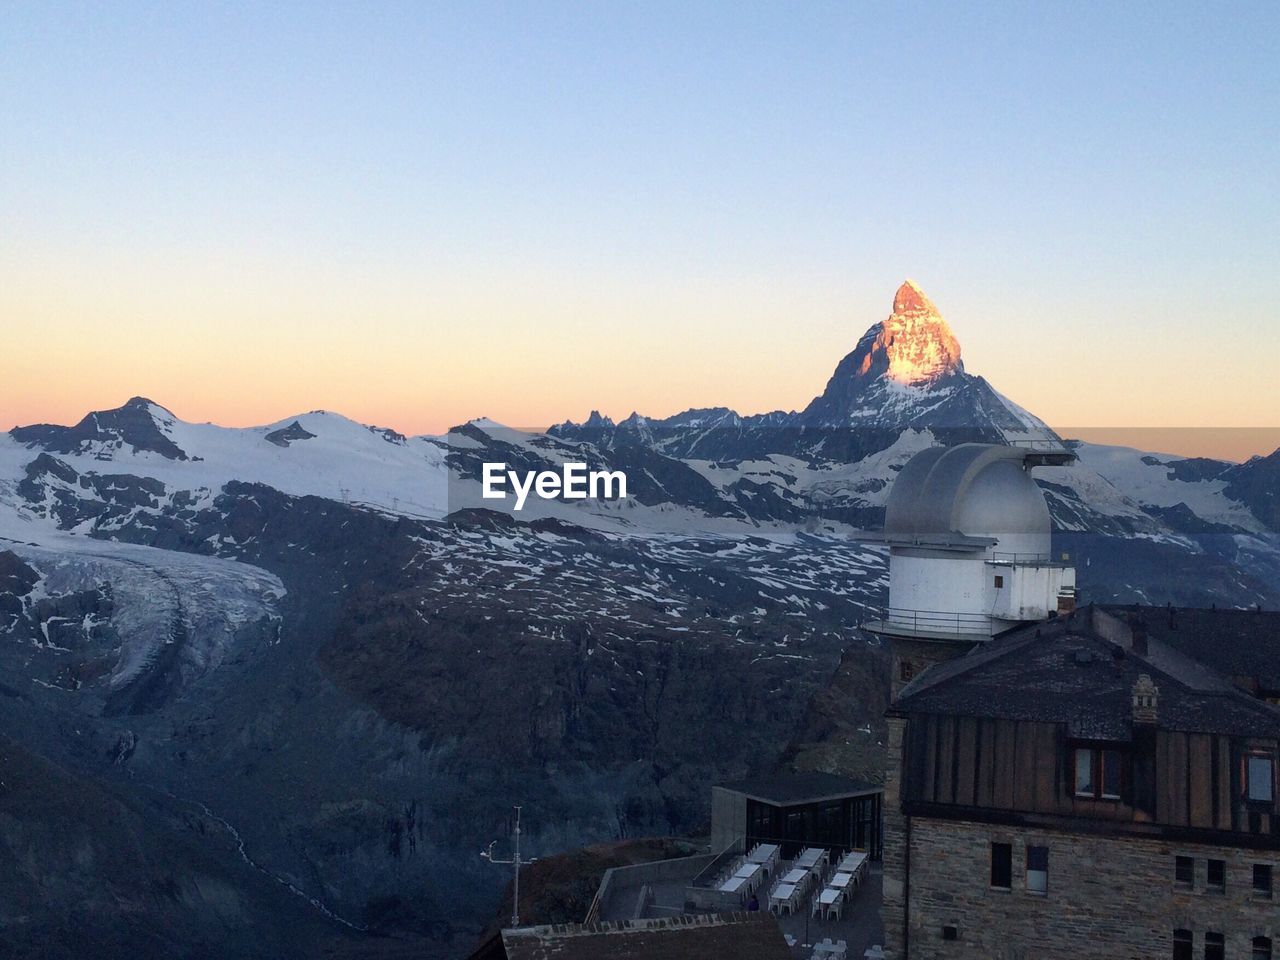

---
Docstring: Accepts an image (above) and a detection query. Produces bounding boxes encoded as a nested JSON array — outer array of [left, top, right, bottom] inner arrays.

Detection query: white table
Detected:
[[796, 847, 826, 869], [781, 867, 808, 885], [818, 888, 841, 906], [839, 851, 868, 875], [719, 874, 748, 893], [748, 843, 779, 864], [769, 881, 798, 913], [813, 942, 848, 959], [829, 871, 855, 890], [734, 861, 761, 880]]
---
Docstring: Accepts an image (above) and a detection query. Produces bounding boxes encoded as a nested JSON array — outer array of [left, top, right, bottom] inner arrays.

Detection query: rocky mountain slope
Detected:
[[1, 281, 1276, 958]]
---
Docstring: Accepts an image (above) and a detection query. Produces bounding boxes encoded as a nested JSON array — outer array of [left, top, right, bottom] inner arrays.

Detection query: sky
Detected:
[[2, 2, 1278, 460]]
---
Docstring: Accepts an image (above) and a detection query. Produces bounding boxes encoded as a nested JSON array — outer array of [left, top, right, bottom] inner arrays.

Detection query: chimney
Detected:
[[1132, 674, 1160, 725], [1130, 619, 1149, 656]]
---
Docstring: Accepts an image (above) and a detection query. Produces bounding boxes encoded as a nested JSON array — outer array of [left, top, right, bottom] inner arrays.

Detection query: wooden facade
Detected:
[[900, 713, 1280, 843]]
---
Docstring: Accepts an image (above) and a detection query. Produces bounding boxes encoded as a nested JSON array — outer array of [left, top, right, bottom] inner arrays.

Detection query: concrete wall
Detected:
[[587, 853, 719, 923], [887, 812, 1280, 959]]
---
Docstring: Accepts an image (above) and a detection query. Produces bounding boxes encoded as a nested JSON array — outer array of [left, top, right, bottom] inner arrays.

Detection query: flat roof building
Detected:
[[712, 771, 883, 861]]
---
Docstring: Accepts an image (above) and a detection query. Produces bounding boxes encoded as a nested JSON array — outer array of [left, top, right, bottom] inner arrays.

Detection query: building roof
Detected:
[[1101, 603, 1280, 693], [892, 605, 1280, 740], [481, 913, 791, 960], [716, 771, 881, 806], [882, 443, 1057, 548]]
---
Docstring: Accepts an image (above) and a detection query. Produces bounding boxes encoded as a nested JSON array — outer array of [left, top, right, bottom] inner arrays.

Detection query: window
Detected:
[[1206, 932, 1225, 960], [1207, 858, 1225, 891], [1255, 937, 1273, 960], [993, 575, 1004, 588], [942, 925, 958, 942], [1175, 855, 1194, 886], [1026, 845, 1048, 895], [1102, 750, 1122, 798], [1248, 755, 1275, 802], [1075, 747, 1123, 799], [899, 659, 915, 682], [1075, 748, 1093, 796], [1173, 929, 1192, 960], [1254, 863, 1273, 896], [990, 842, 1012, 889]]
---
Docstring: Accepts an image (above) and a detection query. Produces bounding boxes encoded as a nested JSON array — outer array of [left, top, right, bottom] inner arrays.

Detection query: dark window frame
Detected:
[[1245, 753, 1276, 804], [1175, 855, 1194, 887], [990, 841, 1012, 890], [1254, 863, 1273, 897], [1206, 931, 1225, 960], [1026, 844, 1048, 895], [1173, 929, 1192, 960], [1207, 858, 1226, 891], [1073, 744, 1124, 800], [1254, 935, 1273, 960]]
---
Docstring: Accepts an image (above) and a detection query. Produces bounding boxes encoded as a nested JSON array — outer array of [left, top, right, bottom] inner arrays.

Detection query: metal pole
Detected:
[[512, 806, 522, 928], [481, 804, 537, 930]]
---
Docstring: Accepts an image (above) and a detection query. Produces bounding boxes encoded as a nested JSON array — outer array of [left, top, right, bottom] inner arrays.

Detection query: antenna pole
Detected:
[[480, 804, 537, 929], [512, 806, 522, 928]]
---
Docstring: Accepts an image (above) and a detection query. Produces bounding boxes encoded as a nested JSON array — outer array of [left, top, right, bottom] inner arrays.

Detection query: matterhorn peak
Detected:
[[869, 279, 962, 385], [892, 279, 934, 316]]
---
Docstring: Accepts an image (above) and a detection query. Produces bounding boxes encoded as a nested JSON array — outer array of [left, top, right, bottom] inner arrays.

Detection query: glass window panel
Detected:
[[1254, 863, 1272, 894], [990, 842, 1012, 888], [1026, 845, 1048, 894], [1175, 856, 1194, 885], [1101, 749, 1122, 798], [1075, 748, 1094, 796], [1249, 756, 1274, 802], [1207, 858, 1225, 888]]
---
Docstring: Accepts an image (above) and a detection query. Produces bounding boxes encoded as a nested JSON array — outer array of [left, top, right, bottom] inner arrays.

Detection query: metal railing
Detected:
[[690, 838, 747, 889], [987, 552, 1073, 568], [872, 607, 992, 637]]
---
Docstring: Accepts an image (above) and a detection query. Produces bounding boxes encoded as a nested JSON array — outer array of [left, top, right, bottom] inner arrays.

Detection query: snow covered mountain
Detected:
[[1, 279, 1277, 958]]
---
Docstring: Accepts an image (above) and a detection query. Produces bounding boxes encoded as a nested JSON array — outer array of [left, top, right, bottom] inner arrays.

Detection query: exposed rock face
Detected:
[[866, 280, 963, 386], [264, 419, 318, 447], [797, 280, 1033, 432], [11, 396, 189, 460]]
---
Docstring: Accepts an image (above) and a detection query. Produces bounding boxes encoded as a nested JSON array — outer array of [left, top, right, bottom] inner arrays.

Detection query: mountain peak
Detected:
[[892, 278, 934, 316], [873, 279, 962, 385]]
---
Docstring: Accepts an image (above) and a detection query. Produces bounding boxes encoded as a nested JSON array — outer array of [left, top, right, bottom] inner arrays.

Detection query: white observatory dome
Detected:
[[884, 443, 1051, 553], [869, 441, 1076, 654]]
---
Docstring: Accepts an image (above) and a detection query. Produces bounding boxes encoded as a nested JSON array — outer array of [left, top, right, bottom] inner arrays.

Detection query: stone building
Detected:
[[882, 604, 1280, 960]]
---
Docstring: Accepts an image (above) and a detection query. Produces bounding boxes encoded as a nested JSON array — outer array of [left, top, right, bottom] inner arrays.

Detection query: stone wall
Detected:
[[890, 637, 969, 701], [883, 717, 908, 959], [889, 813, 1280, 959]]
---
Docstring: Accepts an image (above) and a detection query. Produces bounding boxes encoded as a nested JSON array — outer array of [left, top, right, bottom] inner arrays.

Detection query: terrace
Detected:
[[590, 845, 883, 960]]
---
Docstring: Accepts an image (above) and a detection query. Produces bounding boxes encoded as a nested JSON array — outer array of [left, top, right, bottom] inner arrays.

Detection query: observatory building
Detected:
[[863, 443, 1077, 697]]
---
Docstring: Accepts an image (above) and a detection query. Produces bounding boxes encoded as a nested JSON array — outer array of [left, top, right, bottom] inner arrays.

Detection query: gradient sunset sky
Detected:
[[3, 3, 1277, 459]]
